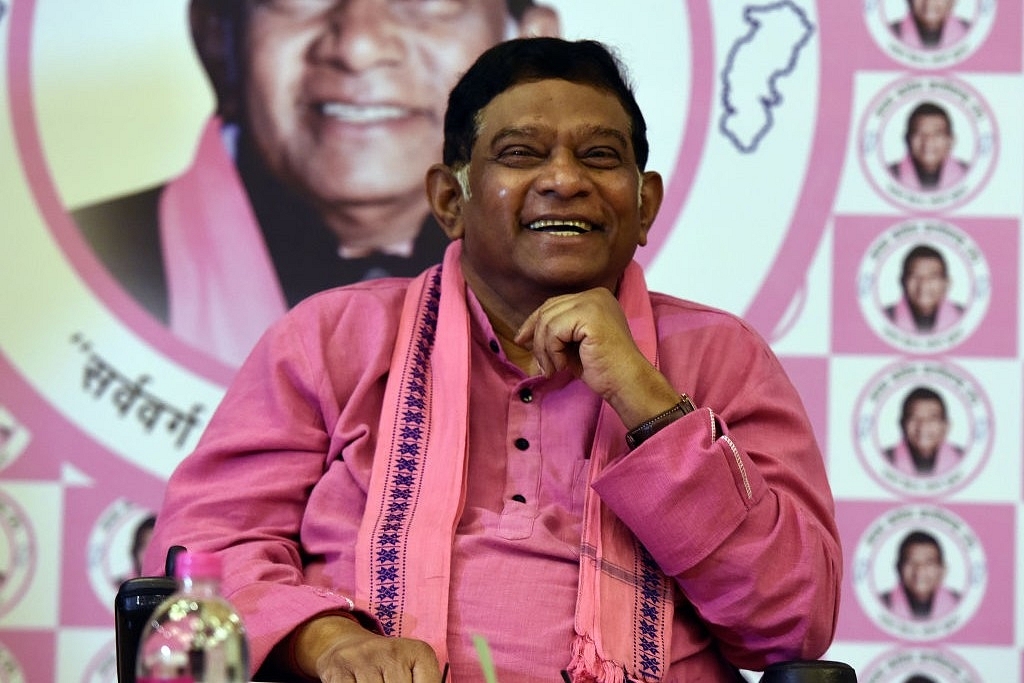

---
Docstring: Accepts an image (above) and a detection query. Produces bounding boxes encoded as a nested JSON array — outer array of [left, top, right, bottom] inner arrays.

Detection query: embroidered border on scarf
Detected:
[[367, 267, 443, 637], [634, 541, 669, 681]]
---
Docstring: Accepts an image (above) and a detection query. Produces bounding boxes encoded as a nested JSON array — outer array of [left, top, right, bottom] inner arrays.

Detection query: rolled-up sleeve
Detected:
[[592, 302, 841, 670]]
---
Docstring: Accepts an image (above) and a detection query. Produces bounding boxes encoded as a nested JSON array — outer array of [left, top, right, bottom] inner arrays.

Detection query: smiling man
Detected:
[[888, 101, 969, 192], [882, 530, 960, 620], [884, 386, 964, 477], [73, 0, 558, 365], [146, 38, 841, 682], [884, 243, 964, 333]]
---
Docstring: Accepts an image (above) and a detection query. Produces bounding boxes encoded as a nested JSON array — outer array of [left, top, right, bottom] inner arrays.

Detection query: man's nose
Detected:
[[534, 151, 593, 197], [313, 0, 404, 72]]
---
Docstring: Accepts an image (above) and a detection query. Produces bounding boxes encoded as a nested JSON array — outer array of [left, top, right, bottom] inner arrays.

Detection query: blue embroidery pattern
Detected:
[[369, 267, 443, 637], [634, 541, 667, 681]]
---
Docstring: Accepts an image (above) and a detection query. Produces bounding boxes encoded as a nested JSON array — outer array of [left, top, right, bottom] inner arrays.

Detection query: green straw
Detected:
[[471, 634, 499, 683]]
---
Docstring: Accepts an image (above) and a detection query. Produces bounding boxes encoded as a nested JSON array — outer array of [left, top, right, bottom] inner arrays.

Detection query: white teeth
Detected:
[[320, 102, 409, 123], [527, 219, 593, 234]]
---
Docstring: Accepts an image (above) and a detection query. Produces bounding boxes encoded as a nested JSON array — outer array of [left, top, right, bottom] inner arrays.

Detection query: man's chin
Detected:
[[305, 180, 426, 210]]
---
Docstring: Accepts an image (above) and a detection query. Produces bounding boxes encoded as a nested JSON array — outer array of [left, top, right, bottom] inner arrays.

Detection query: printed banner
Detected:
[[1, 0, 1021, 679]]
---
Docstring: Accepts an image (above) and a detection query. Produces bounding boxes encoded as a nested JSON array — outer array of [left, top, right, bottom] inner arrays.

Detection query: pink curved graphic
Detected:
[[640, 0, 715, 262], [742, 1, 853, 339]]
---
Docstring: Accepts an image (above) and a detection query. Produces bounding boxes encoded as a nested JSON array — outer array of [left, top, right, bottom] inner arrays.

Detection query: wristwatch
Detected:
[[624, 394, 697, 449]]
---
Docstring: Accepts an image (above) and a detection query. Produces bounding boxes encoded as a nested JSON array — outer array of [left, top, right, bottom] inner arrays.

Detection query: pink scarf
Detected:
[[888, 439, 962, 477], [888, 296, 962, 334], [355, 242, 673, 682], [159, 118, 287, 366], [895, 14, 969, 50], [885, 583, 960, 620], [894, 155, 967, 192]]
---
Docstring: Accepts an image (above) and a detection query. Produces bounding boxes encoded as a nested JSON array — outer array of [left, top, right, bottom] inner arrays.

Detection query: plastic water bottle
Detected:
[[135, 551, 250, 683]]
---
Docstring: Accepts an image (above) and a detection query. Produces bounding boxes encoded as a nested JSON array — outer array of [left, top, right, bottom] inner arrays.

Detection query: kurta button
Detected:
[[489, 339, 500, 353], [518, 388, 533, 403], [514, 437, 530, 451], [511, 494, 527, 503]]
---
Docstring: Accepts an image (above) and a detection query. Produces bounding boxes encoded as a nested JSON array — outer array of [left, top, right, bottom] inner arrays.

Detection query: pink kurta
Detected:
[[886, 439, 964, 477], [893, 14, 970, 50], [886, 295, 964, 334], [146, 261, 841, 681], [883, 584, 960, 621], [891, 154, 968, 192]]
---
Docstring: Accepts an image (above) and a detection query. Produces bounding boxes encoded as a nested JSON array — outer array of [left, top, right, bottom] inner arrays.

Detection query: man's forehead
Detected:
[[912, 114, 951, 132], [910, 0, 954, 9], [905, 543, 941, 557], [907, 256, 946, 272], [908, 398, 944, 413]]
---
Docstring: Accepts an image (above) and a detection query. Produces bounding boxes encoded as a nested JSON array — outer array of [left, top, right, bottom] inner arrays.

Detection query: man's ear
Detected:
[[636, 171, 664, 247], [190, 0, 242, 122], [425, 164, 466, 240], [515, 4, 561, 37]]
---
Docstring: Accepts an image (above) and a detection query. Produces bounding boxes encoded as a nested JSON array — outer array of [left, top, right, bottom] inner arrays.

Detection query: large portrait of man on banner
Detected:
[[72, 0, 560, 366]]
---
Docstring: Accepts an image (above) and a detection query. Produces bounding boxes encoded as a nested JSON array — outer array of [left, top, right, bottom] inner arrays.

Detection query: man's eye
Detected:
[[260, 0, 335, 8], [496, 147, 542, 164], [581, 147, 623, 167], [257, 0, 465, 20]]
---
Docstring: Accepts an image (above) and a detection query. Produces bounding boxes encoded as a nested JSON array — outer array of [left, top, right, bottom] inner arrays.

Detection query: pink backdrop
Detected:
[[1, 1, 1021, 679]]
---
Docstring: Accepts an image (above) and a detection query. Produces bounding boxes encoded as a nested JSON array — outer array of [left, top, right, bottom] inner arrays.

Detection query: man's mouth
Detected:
[[320, 102, 412, 124], [526, 219, 596, 236]]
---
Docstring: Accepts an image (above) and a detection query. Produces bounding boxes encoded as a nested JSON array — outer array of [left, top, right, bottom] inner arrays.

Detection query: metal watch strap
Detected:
[[624, 394, 696, 449]]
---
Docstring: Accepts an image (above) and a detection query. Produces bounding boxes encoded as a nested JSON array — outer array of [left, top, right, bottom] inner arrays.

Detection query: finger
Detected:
[[513, 307, 540, 347], [520, 307, 563, 375], [533, 303, 588, 377], [319, 668, 357, 683], [528, 313, 562, 376], [515, 293, 577, 347], [378, 661, 412, 682], [387, 638, 442, 683], [411, 658, 446, 683]]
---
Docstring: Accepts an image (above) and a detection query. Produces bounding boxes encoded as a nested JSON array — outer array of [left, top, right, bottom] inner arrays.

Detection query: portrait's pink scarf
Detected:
[[888, 438, 962, 477], [885, 583, 960, 621], [896, 13, 969, 50], [894, 155, 967, 192], [888, 295, 963, 334], [355, 242, 673, 682], [159, 118, 287, 366]]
